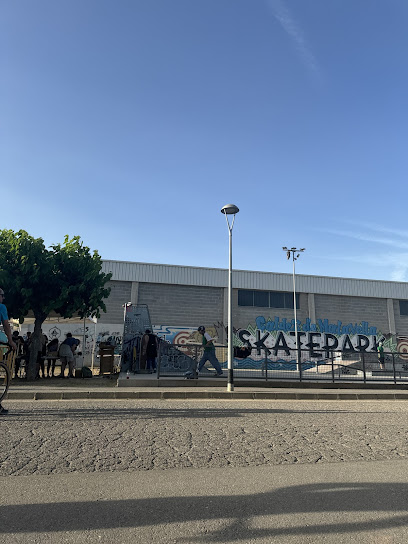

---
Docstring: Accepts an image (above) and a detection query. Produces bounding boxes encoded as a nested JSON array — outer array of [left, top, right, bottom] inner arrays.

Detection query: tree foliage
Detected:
[[0, 230, 112, 379]]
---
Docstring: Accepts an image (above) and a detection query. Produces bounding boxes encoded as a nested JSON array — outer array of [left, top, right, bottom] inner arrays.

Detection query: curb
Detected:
[[6, 390, 408, 401]]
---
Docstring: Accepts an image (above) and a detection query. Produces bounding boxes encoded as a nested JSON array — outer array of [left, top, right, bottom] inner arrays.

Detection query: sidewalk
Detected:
[[6, 372, 408, 400]]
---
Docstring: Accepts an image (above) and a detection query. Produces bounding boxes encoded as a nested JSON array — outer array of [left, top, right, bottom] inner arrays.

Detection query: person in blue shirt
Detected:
[[0, 288, 16, 415]]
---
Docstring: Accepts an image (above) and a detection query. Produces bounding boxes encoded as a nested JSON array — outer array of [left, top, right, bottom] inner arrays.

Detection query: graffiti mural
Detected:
[[237, 316, 382, 358], [229, 315, 408, 371]]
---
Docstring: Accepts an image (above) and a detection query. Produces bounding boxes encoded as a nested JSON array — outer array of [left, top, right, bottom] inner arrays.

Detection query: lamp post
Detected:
[[221, 204, 239, 392], [122, 302, 132, 372], [282, 247, 305, 380]]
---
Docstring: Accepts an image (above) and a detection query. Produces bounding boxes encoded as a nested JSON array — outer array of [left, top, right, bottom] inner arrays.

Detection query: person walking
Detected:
[[196, 326, 223, 377], [0, 288, 16, 415]]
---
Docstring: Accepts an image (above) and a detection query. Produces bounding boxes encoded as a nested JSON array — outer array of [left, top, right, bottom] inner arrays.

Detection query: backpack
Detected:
[[81, 366, 93, 378]]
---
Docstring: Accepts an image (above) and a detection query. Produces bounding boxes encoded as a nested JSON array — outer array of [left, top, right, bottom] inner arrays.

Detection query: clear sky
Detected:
[[2, 0, 408, 282]]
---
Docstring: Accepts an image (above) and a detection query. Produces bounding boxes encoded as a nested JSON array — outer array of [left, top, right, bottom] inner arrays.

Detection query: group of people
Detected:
[[13, 331, 81, 379]]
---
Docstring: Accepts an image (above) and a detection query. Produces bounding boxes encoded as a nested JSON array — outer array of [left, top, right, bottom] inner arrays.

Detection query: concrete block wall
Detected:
[[314, 294, 390, 333], [138, 283, 224, 328], [393, 299, 408, 337], [98, 280, 132, 324]]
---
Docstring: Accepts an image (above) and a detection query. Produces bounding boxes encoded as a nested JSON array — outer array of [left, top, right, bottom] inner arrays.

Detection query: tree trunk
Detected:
[[26, 316, 45, 381]]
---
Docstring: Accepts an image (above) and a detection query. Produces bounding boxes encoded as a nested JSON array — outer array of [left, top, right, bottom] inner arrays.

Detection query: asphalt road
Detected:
[[2, 399, 408, 475], [2, 399, 408, 543]]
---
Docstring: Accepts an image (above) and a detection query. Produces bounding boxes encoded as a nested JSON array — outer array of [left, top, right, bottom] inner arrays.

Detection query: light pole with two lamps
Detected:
[[282, 247, 305, 380], [221, 204, 239, 392]]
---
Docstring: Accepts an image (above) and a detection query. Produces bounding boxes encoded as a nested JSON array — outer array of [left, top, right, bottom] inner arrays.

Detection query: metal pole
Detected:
[[221, 204, 239, 392], [292, 255, 301, 380], [392, 352, 397, 384], [227, 227, 234, 392], [283, 247, 305, 381], [83, 317, 86, 364], [91, 321, 96, 372], [264, 347, 268, 382]]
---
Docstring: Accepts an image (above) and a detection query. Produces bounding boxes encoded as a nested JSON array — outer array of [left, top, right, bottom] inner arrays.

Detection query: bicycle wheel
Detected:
[[0, 362, 10, 402]]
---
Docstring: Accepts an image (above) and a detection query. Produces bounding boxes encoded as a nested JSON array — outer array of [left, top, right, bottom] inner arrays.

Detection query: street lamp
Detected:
[[221, 204, 239, 392], [122, 302, 132, 372], [282, 247, 305, 379]]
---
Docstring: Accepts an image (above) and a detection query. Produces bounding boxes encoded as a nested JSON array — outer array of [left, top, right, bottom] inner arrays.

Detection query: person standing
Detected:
[[197, 326, 223, 377], [377, 340, 385, 370], [142, 329, 158, 373], [0, 288, 16, 415], [12, 331, 25, 378], [36, 333, 48, 379], [46, 337, 59, 378], [59, 332, 80, 378]]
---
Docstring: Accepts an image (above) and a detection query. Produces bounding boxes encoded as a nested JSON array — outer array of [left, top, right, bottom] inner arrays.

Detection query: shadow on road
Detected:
[[2, 482, 408, 540]]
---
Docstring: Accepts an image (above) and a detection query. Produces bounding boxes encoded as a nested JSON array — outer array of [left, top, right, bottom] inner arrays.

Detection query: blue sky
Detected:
[[2, 0, 408, 281]]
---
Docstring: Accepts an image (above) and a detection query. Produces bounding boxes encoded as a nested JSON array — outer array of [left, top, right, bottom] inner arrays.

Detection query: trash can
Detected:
[[99, 343, 115, 375]]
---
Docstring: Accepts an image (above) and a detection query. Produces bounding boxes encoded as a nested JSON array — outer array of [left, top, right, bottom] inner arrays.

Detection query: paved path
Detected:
[[3, 460, 408, 543], [2, 399, 408, 476]]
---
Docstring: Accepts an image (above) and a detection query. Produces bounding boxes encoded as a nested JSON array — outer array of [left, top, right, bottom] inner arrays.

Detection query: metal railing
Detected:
[[157, 344, 408, 384]]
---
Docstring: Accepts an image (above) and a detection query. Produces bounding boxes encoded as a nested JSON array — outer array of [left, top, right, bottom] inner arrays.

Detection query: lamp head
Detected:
[[221, 204, 239, 215]]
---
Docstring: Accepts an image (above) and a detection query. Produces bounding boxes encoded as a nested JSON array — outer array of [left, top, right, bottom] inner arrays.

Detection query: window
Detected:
[[238, 290, 299, 309], [400, 300, 408, 316], [254, 291, 269, 307], [238, 290, 254, 306], [270, 292, 285, 308]]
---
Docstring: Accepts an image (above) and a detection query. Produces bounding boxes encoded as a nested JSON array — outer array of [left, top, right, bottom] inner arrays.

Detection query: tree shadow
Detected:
[[2, 482, 408, 540]]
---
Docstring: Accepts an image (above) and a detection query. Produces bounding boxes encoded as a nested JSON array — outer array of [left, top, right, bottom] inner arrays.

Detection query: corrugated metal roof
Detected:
[[102, 260, 408, 300]]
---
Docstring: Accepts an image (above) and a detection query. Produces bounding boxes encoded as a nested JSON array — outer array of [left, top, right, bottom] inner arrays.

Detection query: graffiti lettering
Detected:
[[255, 316, 378, 336]]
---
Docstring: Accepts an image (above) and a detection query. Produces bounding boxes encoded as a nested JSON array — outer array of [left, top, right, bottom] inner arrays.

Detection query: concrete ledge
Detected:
[[6, 387, 408, 401], [254, 392, 278, 400], [115, 391, 142, 399], [208, 392, 233, 399], [357, 393, 392, 400], [296, 393, 319, 400], [315, 393, 338, 400], [62, 392, 90, 400], [230, 393, 255, 399], [274, 392, 297, 400], [337, 393, 359, 400], [162, 391, 188, 399], [7, 392, 36, 400], [88, 391, 116, 399], [34, 392, 62, 400], [138, 391, 163, 399]]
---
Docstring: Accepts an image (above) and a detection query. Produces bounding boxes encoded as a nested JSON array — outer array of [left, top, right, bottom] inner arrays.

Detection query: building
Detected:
[[98, 260, 408, 359]]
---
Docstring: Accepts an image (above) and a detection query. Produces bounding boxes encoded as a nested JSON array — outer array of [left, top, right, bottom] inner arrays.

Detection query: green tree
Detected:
[[0, 230, 111, 380]]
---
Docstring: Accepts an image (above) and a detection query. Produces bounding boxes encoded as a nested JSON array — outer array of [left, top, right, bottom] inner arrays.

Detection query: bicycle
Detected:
[[0, 342, 14, 403]]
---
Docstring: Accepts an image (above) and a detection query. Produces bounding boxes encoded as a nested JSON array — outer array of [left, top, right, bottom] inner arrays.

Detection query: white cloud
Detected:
[[322, 224, 408, 281], [344, 220, 408, 240], [267, 0, 322, 80], [324, 228, 408, 251]]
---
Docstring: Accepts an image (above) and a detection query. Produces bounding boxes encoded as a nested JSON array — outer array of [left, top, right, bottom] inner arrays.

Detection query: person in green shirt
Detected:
[[196, 326, 223, 377], [377, 341, 385, 370]]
